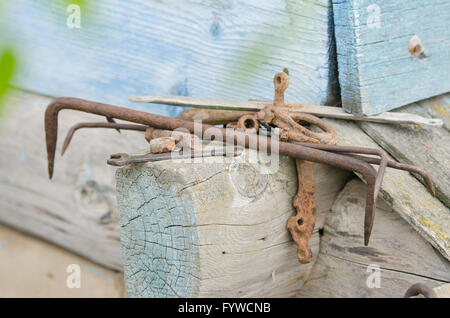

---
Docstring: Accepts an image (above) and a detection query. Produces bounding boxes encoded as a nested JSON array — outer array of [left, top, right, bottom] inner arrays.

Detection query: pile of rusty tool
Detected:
[[44, 71, 435, 264]]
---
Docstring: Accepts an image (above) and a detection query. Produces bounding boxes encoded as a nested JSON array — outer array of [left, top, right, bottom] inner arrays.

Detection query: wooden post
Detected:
[[115, 148, 351, 297]]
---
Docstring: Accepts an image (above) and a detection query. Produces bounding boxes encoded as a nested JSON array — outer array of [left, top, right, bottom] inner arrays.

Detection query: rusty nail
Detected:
[[409, 35, 426, 59]]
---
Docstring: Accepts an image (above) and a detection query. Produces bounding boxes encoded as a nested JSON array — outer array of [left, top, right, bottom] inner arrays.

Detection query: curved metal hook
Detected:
[[404, 283, 437, 298], [61, 122, 147, 156], [44, 98, 400, 245]]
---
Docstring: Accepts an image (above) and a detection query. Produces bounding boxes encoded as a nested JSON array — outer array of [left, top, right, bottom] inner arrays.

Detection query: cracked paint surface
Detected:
[[116, 165, 200, 297]]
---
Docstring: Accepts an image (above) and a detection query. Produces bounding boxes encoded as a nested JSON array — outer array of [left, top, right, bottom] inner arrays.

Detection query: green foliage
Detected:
[[0, 48, 16, 114]]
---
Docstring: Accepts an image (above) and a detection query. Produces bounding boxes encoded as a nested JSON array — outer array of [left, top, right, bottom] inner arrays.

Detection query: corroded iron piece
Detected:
[[287, 160, 316, 263], [44, 72, 435, 260], [404, 283, 437, 298]]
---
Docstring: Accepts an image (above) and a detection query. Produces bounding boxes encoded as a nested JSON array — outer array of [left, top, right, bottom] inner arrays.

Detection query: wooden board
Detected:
[[298, 179, 450, 298], [332, 0, 450, 115], [358, 95, 450, 207], [419, 94, 450, 132], [0, 224, 124, 297], [0, 89, 148, 271], [434, 283, 450, 298], [328, 118, 449, 260], [115, 149, 351, 297], [1, 0, 338, 116]]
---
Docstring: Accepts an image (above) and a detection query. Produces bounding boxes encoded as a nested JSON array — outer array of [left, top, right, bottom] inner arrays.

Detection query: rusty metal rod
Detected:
[[60, 120, 434, 198], [61, 122, 147, 155], [295, 143, 435, 196], [44, 98, 402, 245]]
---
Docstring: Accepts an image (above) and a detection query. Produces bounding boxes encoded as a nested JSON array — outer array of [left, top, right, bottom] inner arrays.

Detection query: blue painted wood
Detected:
[[333, 0, 450, 115], [116, 166, 200, 297], [0, 0, 336, 117]]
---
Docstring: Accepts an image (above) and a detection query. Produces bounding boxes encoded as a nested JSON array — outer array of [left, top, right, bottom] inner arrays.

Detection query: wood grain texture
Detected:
[[298, 179, 450, 298], [328, 118, 449, 260], [1, 0, 337, 116], [434, 283, 450, 298], [332, 0, 450, 115], [0, 90, 148, 271], [115, 148, 351, 297], [419, 94, 450, 131], [358, 95, 450, 207]]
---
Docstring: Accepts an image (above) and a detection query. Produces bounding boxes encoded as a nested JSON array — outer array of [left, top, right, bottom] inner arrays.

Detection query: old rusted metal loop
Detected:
[[237, 114, 259, 134], [260, 105, 338, 145], [61, 122, 147, 156], [273, 71, 290, 106], [404, 283, 437, 298]]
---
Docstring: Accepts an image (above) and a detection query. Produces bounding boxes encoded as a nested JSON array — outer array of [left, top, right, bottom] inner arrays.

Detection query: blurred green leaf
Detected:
[[0, 48, 16, 113], [63, 0, 87, 11]]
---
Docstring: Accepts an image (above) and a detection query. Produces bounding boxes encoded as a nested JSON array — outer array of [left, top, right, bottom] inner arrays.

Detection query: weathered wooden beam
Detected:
[[333, 0, 450, 115], [129, 94, 443, 126], [115, 147, 351, 297], [0, 90, 148, 271], [2, 0, 337, 113], [419, 94, 450, 132], [434, 284, 450, 298], [328, 119, 449, 260], [299, 179, 450, 298]]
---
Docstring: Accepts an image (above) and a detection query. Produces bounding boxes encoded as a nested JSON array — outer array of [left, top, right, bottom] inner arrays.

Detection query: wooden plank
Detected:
[[332, 0, 450, 115], [358, 96, 450, 208], [434, 283, 450, 298], [130, 94, 443, 126], [0, 224, 124, 297], [115, 147, 351, 297], [0, 89, 149, 271], [298, 179, 450, 298], [327, 118, 449, 260], [1, 0, 337, 116], [417, 93, 450, 131]]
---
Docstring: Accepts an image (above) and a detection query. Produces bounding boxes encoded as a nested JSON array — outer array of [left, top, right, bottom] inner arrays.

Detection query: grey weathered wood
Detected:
[[1, 0, 337, 115], [358, 96, 450, 208], [434, 283, 450, 298], [419, 94, 450, 131], [130, 94, 443, 126], [328, 118, 449, 260], [298, 179, 450, 298], [115, 148, 351, 297], [0, 90, 148, 271], [332, 0, 450, 115]]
